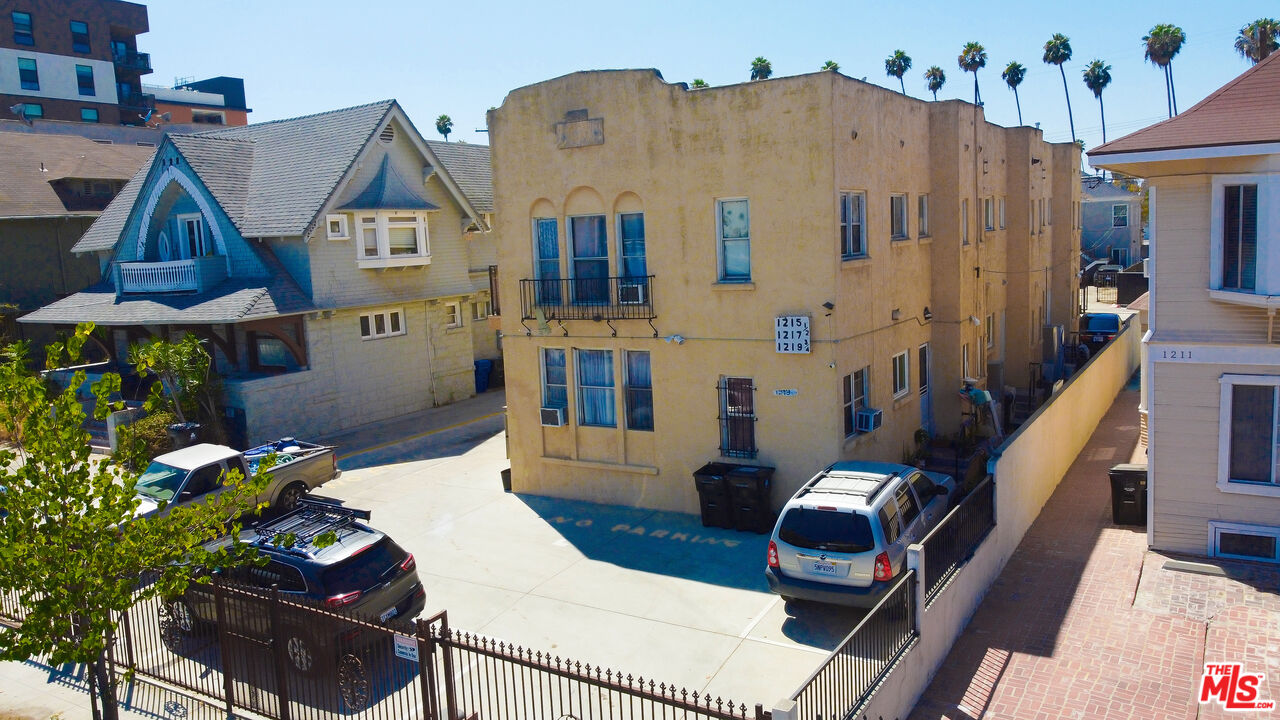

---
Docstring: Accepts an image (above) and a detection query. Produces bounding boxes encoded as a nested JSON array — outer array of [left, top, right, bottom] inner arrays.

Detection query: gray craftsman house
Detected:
[[22, 100, 498, 446]]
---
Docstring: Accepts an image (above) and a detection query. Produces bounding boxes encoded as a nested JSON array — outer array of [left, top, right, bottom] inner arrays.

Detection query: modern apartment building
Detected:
[[488, 69, 1079, 513], [1092, 52, 1280, 562], [1, 0, 152, 126], [149, 76, 251, 127]]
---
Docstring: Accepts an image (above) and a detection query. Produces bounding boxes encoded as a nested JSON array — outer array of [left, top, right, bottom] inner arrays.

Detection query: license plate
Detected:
[[379, 607, 398, 623], [809, 560, 837, 576], [1093, 335, 1105, 342]]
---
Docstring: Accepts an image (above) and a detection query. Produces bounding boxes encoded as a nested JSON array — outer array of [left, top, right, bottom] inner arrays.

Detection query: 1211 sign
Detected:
[[775, 315, 811, 354]]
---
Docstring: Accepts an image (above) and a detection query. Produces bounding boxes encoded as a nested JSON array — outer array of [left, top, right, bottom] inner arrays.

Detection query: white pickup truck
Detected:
[[133, 439, 339, 519]]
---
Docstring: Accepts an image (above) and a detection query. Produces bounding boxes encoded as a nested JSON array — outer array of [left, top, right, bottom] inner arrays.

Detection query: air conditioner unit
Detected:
[[855, 408, 883, 433], [540, 406, 566, 427], [618, 283, 646, 305], [1142, 258, 1149, 278]]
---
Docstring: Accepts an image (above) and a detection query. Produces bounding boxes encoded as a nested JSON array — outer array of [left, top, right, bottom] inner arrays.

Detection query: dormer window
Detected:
[[356, 211, 430, 268], [326, 214, 349, 240], [177, 213, 213, 257]]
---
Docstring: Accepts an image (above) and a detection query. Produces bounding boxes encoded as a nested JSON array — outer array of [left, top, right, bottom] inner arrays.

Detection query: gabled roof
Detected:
[[425, 141, 492, 213], [1091, 52, 1280, 157], [1081, 176, 1139, 201], [0, 133, 152, 218], [338, 154, 438, 211]]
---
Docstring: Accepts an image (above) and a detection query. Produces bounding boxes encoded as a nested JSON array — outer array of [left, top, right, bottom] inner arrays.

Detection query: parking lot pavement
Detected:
[[317, 407, 864, 709]]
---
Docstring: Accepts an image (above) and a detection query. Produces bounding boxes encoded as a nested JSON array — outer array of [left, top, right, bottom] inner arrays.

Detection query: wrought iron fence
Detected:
[[921, 477, 996, 606], [519, 275, 656, 322], [788, 570, 918, 720]]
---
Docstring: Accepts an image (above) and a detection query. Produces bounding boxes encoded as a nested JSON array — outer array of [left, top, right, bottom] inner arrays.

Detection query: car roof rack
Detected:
[[251, 498, 372, 555], [797, 466, 905, 504]]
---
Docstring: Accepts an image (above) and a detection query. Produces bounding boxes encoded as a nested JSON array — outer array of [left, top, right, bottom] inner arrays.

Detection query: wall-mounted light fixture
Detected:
[[923, 307, 933, 321]]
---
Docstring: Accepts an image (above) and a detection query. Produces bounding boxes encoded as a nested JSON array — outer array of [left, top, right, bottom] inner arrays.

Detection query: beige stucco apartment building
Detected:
[[1093, 53, 1280, 562], [489, 69, 1079, 513]]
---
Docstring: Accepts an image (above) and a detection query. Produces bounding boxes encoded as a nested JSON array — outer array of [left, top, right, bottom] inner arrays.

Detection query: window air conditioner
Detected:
[[618, 283, 646, 305], [540, 406, 566, 427], [1142, 258, 1149, 279], [855, 408, 883, 433]]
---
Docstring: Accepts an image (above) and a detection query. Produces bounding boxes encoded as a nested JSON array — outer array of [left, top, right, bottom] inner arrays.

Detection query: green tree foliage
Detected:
[[1002, 61, 1027, 125], [750, 56, 773, 81], [1143, 23, 1186, 117], [0, 324, 268, 719], [690, 78, 709, 88], [1082, 59, 1113, 144], [821, 60, 840, 72], [435, 114, 453, 142], [1235, 18, 1280, 64], [884, 50, 912, 94], [924, 65, 946, 100], [128, 333, 223, 444], [1044, 33, 1076, 143], [958, 42, 988, 105]]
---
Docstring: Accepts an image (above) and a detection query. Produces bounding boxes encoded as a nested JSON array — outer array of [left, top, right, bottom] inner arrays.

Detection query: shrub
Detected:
[[115, 410, 177, 467]]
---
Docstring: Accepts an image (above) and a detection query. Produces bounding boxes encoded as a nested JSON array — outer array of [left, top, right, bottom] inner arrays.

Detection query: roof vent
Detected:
[[379, 124, 395, 144]]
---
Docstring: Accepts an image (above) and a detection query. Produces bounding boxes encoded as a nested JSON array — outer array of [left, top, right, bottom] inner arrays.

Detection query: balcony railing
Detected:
[[112, 50, 152, 73], [520, 276, 655, 321], [119, 260, 197, 293]]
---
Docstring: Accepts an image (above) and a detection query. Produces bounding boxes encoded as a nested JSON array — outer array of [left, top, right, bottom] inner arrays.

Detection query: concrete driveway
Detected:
[[320, 390, 863, 709]]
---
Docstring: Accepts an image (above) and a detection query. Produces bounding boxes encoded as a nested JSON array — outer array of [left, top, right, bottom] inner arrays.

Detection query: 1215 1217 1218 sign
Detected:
[[775, 315, 811, 354]]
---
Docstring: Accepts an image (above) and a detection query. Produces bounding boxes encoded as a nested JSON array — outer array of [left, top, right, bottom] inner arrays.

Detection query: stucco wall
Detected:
[[853, 321, 1141, 720]]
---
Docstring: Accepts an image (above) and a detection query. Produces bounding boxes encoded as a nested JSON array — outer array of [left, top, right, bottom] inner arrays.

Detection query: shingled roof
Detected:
[[0, 133, 152, 218], [1091, 51, 1280, 157], [425, 141, 492, 213]]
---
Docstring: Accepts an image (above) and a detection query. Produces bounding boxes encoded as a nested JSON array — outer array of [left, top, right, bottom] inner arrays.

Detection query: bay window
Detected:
[[356, 211, 430, 268]]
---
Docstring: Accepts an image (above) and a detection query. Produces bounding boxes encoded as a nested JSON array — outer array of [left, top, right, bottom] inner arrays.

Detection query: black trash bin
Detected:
[[1109, 463, 1148, 526], [166, 422, 201, 450], [693, 462, 735, 529], [727, 465, 776, 533]]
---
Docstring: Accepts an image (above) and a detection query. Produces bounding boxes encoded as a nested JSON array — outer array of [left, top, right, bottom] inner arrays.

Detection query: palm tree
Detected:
[[750, 57, 773, 81], [1001, 61, 1027, 125], [884, 50, 912, 94], [1235, 18, 1280, 64], [957, 42, 987, 105], [1082, 60, 1113, 144], [821, 60, 840, 72], [1043, 33, 1076, 143], [435, 114, 452, 142], [691, 78, 709, 88], [1143, 24, 1186, 117], [924, 66, 946, 100]]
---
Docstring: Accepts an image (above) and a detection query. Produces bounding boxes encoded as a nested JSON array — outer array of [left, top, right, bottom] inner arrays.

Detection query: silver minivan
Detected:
[[765, 461, 955, 608]]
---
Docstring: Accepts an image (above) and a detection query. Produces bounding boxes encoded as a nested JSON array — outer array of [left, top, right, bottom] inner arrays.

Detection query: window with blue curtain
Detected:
[[542, 348, 567, 409], [571, 215, 608, 304], [625, 351, 653, 431], [576, 349, 615, 427], [718, 199, 750, 281], [534, 218, 561, 305]]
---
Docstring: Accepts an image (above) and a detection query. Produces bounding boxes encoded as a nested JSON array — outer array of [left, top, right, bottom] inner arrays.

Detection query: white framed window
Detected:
[[624, 350, 653, 431], [359, 308, 405, 340], [891, 351, 909, 398], [1210, 521, 1280, 563], [445, 302, 462, 328], [568, 214, 609, 303], [961, 199, 969, 245], [472, 300, 490, 320], [985, 314, 995, 348], [843, 367, 870, 437], [840, 191, 866, 257], [355, 211, 430, 268], [541, 348, 568, 410], [918, 194, 930, 237], [326, 214, 349, 240], [1217, 375, 1280, 497], [576, 349, 616, 427], [983, 198, 995, 231], [1215, 181, 1260, 293], [890, 194, 909, 240], [717, 198, 751, 281], [1112, 204, 1129, 227], [998, 197, 1006, 229], [176, 213, 211, 258]]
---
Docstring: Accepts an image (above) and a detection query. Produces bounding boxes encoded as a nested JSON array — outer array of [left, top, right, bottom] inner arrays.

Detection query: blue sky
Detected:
[[144, 1, 1275, 168]]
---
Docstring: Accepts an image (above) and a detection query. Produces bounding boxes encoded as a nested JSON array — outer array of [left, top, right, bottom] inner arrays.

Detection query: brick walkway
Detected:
[[910, 389, 1280, 720]]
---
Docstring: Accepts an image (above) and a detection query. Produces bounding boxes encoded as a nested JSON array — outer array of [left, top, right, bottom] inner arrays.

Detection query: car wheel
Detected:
[[169, 598, 198, 634], [160, 598, 203, 653], [276, 482, 307, 513], [284, 630, 322, 675]]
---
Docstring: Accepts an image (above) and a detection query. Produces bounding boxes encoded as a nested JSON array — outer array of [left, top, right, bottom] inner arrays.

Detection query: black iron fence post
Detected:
[[439, 612, 459, 720], [120, 606, 136, 671], [417, 618, 439, 720], [212, 579, 236, 718], [268, 585, 292, 720]]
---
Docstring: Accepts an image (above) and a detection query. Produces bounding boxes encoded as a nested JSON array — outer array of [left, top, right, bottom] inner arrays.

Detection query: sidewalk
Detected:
[[910, 390, 1280, 720]]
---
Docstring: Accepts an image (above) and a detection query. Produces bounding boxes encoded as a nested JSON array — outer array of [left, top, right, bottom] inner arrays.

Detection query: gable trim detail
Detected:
[[136, 164, 232, 274]]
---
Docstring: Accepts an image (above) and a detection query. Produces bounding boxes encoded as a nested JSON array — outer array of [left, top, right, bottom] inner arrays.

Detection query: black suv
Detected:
[[165, 499, 426, 674]]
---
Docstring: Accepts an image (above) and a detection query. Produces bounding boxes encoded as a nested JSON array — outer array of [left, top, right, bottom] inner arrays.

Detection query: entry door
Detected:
[[918, 342, 933, 436]]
